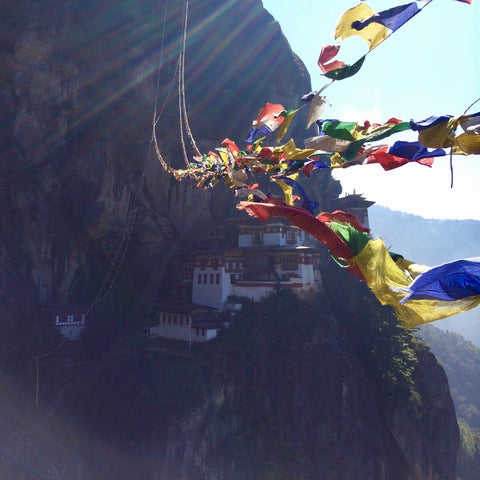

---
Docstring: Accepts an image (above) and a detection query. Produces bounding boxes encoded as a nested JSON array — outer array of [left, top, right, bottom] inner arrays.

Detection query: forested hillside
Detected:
[[417, 325, 480, 480]]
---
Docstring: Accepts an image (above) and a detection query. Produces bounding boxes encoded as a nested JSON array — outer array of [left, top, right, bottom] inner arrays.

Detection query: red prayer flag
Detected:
[[318, 44, 345, 73], [221, 138, 240, 154], [255, 103, 285, 126], [366, 146, 434, 171]]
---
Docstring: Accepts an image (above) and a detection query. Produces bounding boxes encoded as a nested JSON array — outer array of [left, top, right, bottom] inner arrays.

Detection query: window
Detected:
[[198, 273, 202, 284], [203, 273, 208, 284], [281, 255, 298, 271], [216, 273, 220, 284], [67, 314, 74, 323], [252, 229, 264, 245], [210, 273, 214, 284], [285, 229, 296, 244]]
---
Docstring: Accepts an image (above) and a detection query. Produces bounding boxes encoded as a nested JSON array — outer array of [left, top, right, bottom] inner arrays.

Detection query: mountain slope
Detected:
[[417, 325, 480, 479]]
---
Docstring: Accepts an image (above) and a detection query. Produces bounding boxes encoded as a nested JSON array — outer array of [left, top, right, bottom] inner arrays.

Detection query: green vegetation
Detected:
[[418, 325, 480, 431], [320, 259, 420, 408], [457, 421, 480, 480], [417, 325, 480, 479]]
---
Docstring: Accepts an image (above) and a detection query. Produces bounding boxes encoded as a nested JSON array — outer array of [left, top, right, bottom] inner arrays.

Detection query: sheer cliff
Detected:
[[1, 0, 322, 315], [0, 1, 460, 479]]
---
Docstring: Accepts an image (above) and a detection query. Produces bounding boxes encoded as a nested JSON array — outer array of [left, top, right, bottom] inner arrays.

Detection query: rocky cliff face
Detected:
[[1, 291, 459, 480], [0, 1, 460, 479], [1, 0, 318, 313]]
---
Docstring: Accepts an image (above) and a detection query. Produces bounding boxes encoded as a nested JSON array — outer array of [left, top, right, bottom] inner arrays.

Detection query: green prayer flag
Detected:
[[321, 121, 358, 141], [327, 221, 370, 256], [323, 55, 366, 80], [342, 121, 412, 161]]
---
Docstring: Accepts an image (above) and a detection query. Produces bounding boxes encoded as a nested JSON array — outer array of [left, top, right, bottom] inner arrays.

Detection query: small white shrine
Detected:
[[45, 305, 86, 340], [145, 303, 221, 344]]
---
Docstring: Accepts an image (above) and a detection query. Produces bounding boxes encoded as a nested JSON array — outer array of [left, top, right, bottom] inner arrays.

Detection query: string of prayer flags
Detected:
[[156, 1, 476, 191], [238, 198, 480, 329]]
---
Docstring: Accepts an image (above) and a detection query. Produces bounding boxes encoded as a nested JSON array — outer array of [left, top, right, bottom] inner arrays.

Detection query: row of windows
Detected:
[[158, 316, 206, 336], [161, 313, 189, 326], [52, 314, 85, 324], [248, 229, 300, 245], [239, 227, 284, 234], [196, 261, 240, 270], [197, 273, 221, 285]]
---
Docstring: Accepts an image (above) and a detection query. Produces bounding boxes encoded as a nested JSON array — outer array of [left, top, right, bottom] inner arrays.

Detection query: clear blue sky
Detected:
[[262, 0, 480, 220]]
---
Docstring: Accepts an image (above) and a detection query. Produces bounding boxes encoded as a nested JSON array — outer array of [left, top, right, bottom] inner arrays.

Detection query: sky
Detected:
[[262, 0, 480, 220]]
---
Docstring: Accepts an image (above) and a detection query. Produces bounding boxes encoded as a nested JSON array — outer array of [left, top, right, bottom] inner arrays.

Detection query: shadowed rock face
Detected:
[[0, 0, 316, 310], [0, 1, 459, 479]]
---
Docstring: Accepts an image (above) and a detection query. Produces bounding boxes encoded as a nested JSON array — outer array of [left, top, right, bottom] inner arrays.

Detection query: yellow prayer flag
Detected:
[[453, 132, 480, 155], [350, 239, 480, 329], [417, 116, 461, 148], [272, 173, 299, 206], [335, 3, 388, 51], [350, 238, 412, 306], [329, 152, 345, 168], [272, 139, 316, 160], [277, 108, 301, 142], [396, 296, 480, 329]]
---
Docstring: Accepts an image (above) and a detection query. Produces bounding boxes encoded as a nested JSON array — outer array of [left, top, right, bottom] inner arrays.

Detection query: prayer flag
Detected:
[[277, 108, 301, 142], [400, 258, 480, 303], [304, 135, 351, 152], [306, 94, 329, 129], [323, 55, 366, 80], [318, 44, 345, 73], [342, 121, 411, 161], [274, 176, 319, 213], [319, 120, 358, 141], [388, 140, 446, 160], [352, 3, 419, 32], [335, 3, 388, 50]]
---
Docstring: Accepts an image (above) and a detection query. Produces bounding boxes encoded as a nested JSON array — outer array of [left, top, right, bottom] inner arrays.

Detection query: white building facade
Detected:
[[237, 222, 305, 248], [191, 220, 321, 311], [149, 304, 221, 344]]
